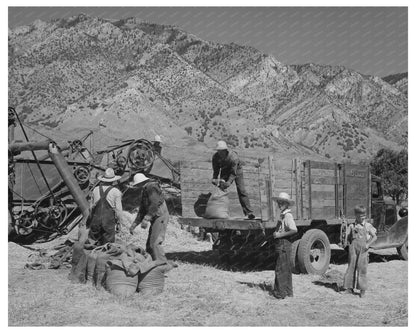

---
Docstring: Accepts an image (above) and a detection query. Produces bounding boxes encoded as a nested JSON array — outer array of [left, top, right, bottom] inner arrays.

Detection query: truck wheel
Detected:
[[297, 229, 331, 275], [397, 239, 408, 261], [291, 239, 301, 274]]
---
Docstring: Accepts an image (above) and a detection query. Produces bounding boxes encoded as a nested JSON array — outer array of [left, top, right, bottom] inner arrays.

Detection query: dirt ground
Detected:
[[8, 217, 408, 326]]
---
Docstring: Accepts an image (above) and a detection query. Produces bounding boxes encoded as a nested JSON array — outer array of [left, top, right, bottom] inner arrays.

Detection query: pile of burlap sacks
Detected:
[[68, 238, 175, 297]]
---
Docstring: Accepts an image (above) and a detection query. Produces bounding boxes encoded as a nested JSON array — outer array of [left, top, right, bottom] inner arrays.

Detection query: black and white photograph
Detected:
[[6, 2, 410, 327]]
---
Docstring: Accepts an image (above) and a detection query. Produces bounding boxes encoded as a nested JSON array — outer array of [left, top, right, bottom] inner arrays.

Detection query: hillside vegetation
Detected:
[[8, 14, 407, 162]]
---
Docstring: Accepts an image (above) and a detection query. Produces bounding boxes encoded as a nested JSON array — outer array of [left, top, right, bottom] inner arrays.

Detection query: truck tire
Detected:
[[297, 229, 331, 275], [291, 239, 301, 274], [397, 239, 408, 261]]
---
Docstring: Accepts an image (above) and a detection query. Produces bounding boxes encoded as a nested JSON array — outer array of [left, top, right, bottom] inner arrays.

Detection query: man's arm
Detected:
[[212, 153, 220, 180], [142, 183, 164, 220], [366, 225, 378, 249], [130, 183, 164, 234], [105, 187, 124, 220], [226, 153, 239, 184]]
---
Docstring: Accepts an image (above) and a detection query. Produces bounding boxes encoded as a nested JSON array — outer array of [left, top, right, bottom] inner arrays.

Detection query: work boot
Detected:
[[341, 288, 353, 294], [167, 260, 178, 268], [247, 213, 255, 220]]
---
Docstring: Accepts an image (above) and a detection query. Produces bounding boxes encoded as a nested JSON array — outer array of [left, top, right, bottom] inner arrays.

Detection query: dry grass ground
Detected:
[[8, 217, 408, 326]]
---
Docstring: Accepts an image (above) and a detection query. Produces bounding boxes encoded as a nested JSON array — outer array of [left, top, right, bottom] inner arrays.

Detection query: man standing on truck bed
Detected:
[[272, 192, 298, 299], [211, 140, 255, 219]]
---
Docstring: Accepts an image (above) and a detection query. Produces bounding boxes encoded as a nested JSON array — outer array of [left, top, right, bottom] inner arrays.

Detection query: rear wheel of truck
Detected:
[[297, 229, 331, 275], [397, 239, 408, 261], [291, 239, 301, 274]]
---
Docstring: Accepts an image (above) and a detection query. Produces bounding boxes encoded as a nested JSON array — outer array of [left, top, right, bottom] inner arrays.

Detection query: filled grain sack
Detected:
[[204, 187, 229, 219]]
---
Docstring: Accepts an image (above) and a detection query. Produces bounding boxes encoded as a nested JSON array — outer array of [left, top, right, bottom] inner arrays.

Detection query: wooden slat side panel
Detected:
[[311, 184, 337, 192], [311, 207, 337, 219], [309, 199, 337, 207], [311, 191, 336, 200], [308, 160, 337, 170], [273, 158, 294, 170], [310, 176, 338, 185]]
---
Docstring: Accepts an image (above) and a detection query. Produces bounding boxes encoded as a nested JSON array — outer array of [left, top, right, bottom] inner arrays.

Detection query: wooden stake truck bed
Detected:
[[178, 154, 406, 274]]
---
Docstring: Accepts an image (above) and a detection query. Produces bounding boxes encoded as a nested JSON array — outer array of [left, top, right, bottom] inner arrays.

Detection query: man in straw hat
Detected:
[[152, 135, 162, 155], [88, 168, 123, 245], [211, 140, 255, 219], [271, 192, 298, 299], [129, 173, 171, 263]]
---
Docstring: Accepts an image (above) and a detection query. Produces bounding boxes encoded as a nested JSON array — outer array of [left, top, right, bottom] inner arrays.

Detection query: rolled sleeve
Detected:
[[212, 154, 220, 179]]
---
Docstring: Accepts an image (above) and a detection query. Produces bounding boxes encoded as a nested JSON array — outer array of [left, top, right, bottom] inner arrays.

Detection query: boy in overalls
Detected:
[[343, 205, 377, 298], [272, 192, 298, 299]]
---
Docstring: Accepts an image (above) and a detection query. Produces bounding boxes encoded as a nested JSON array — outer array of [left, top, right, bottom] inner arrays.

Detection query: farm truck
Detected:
[[178, 155, 408, 274]]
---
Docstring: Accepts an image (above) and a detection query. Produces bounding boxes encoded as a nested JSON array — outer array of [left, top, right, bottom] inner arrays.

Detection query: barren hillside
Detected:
[[8, 14, 408, 162]]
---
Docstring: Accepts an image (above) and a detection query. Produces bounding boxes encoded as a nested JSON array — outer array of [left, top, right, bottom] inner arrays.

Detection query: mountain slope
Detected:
[[382, 72, 408, 96], [8, 14, 407, 162]]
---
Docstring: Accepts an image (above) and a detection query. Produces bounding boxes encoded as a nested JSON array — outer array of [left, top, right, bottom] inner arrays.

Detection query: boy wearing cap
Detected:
[[88, 168, 123, 245], [272, 192, 298, 299], [343, 205, 377, 298], [211, 140, 255, 219], [129, 173, 170, 263]]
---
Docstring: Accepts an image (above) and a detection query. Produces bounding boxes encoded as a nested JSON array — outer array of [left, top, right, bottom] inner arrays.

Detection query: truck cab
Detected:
[[370, 176, 408, 257], [371, 176, 397, 232]]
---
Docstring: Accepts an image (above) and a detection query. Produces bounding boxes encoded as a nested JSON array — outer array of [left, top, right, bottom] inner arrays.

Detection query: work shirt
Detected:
[[276, 209, 297, 233], [92, 185, 123, 214], [138, 181, 165, 221], [347, 220, 377, 242], [212, 150, 241, 183]]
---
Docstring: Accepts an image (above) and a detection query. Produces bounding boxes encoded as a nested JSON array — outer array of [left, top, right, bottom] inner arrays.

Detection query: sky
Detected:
[[7, 6, 408, 77]]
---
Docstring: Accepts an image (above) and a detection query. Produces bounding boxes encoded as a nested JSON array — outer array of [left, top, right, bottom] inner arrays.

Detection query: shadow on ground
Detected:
[[313, 280, 342, 292], [167, 248, 404, 273], [166, 250, 218, 266], [330, 249, 402, 265], [237, 281, 273, 292], [166, 250, 274, 272]]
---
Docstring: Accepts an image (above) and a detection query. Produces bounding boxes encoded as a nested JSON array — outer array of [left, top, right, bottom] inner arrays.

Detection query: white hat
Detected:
[[154, 135, 162, 143], [273, 192, 295, 206], [215, 140, 228, 150], [131, 173, 149, 186], [98, 168, 121, 182]]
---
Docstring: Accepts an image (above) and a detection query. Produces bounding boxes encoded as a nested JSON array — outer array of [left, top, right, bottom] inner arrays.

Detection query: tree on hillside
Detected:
[[370, 148, 408, 205]]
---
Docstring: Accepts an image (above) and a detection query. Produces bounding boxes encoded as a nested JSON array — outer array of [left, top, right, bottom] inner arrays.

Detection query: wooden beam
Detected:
[[179, 217, 263, 230]]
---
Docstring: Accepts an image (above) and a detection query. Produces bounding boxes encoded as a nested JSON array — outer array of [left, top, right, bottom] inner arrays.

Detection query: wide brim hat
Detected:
[[215, 140, 228, 150], [273, 192, 295, 206], [98, 168, 121, 182], [131, 173, 150, 186]]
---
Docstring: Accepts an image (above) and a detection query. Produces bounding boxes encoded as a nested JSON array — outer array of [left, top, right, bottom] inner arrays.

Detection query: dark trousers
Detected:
[[343, 237, 368, 291], [273, 238, 293, 298], [234, 168, 253, 216], [89, 215, 116, 245], [146, 202, 169, 262]]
